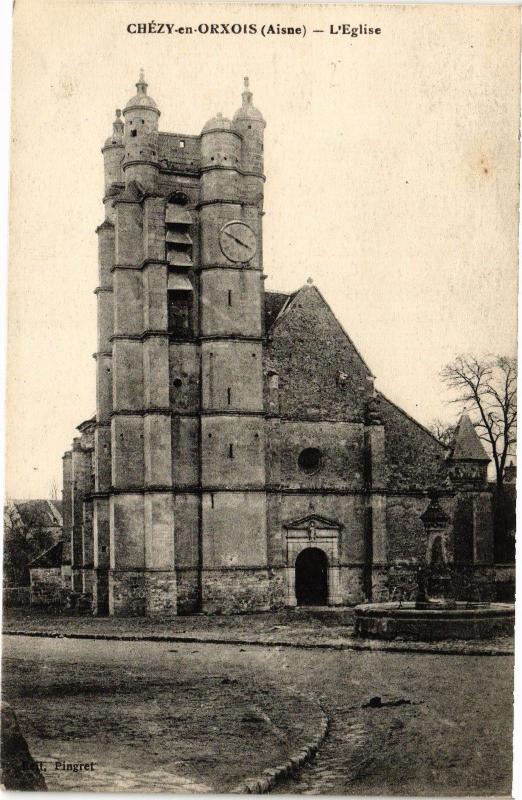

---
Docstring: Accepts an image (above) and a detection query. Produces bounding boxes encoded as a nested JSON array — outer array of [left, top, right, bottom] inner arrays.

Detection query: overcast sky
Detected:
[[6, 1, 519, 499]]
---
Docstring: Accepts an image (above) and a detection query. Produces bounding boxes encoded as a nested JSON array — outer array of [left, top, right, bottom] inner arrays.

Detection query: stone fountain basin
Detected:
[[354, 602, 514, 641]]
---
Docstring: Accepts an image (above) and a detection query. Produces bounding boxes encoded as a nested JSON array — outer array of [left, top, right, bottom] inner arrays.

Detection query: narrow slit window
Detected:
[[229, 443, 234, 459], [227, 388, 231, 405], [228, 290, 232, 307]]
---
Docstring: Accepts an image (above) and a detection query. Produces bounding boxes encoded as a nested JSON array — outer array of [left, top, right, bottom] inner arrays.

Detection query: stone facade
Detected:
[[29, 541, 70, 607], [60, 73, 509, 617]]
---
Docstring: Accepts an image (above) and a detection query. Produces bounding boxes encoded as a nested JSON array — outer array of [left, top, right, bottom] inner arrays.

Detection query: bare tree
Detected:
[[427, 419, 456, 447], [49, 479, 58, 501], [3, 502, 57, 587], [440, 354, 517, 492]]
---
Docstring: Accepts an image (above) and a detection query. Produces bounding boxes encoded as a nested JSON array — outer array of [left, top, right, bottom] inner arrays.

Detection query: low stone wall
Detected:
[[30, 568, 64, 607], [373, 563, 515, 605], [3, 587, 31, 608]]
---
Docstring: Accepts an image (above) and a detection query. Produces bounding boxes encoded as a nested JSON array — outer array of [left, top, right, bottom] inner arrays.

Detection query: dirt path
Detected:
[[2, 636, 323, 792], [2, 635, 513, 795]]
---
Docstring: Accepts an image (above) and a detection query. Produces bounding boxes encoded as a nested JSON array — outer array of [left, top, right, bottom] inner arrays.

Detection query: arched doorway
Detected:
[[295, 547, 328, 606]]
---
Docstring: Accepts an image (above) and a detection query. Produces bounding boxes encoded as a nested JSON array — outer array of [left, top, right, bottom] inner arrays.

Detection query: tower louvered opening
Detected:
[[165, 195, 193, 267]]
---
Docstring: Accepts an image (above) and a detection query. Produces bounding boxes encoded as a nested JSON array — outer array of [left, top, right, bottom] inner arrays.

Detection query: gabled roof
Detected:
[[12, 500, 62, 528], [265, 283, 372, 376], [29, 541, 64, 569], [451, 413, 490, 462], [264, 291, 291, 331], [377, 392, 447, 450]]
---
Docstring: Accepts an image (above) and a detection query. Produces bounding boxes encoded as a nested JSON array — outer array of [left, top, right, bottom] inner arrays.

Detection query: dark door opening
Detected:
[[295, 547, 328, 606]]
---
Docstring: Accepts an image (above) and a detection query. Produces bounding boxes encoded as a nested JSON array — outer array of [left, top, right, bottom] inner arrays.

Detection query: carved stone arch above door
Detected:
[[282, 514, 343, 606]]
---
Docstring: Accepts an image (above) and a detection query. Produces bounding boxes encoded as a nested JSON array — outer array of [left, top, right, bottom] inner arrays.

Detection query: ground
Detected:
[[2, 624, 513, 795], [2, 608, 513, 654]]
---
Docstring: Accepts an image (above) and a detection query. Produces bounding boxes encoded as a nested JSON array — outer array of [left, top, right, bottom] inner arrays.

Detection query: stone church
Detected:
[[62, 72, 503, 617]]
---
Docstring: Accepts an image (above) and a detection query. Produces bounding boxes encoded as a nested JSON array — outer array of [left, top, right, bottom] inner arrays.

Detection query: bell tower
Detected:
[[90, 73, 273, 616], [198, 80, 270, 611]]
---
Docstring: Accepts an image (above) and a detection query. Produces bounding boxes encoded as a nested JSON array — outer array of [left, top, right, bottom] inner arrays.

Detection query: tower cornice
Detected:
[[200, 126, 243, 141], [196, 199, 260, 210], [122, 159, 159, 171], [197, 263, 263, 273], [101, 142, 125, 155]]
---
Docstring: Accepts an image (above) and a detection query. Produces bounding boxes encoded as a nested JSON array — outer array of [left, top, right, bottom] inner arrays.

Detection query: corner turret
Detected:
[[122, 70, 160, 190], [101, 109, 124, 194], [233, 77, 265, 177], [449, 413, 490, 488]]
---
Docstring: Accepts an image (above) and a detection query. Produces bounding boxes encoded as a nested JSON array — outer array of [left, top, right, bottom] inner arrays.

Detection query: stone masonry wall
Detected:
[[273, 421, 365, 490], [176, 568, 199, 613], [377, 395, 448, 491], [202, 568, 272, 614], [267, 285, 372, 420]]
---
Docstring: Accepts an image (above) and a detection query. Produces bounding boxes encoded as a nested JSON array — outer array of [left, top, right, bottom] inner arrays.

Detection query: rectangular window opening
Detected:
[[229, 443, 234, 459], [130, 129, 137, 138], [167, 289, 193, 337], [228, 290, 232, 307], [227, 387, 231, 405]]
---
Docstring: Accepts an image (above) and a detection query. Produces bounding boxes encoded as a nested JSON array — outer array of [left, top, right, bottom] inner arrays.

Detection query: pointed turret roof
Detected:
[[233, 76, 265, 126], [124, 69, 160, 115], [104, 109, 124, 147], [451, 413, 490, 461]]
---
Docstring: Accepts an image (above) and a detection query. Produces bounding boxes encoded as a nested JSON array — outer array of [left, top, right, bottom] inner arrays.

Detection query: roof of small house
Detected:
[[13, 500, 62, 528], [29, 541, 64, 569]]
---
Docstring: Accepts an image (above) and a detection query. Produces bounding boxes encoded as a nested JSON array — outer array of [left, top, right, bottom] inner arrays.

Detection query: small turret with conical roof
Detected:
[[105, 108, 124, 147], [449, 413, 490, 488], [124, 69, 160, 116], [101, 109, 124, 194], [233, 77, 265, 178], [233, 76, 266, 126], [122, 70, 160, 191], [200, 105, 242, 204], [201, 111, 233, 134]]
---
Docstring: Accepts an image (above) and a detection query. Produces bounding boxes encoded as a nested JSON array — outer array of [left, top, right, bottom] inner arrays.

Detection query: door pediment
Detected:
[[283, 513, 343, 531]]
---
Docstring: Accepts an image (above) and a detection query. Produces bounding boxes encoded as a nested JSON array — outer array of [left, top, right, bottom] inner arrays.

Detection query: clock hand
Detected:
[[224, 231, 250, 248]]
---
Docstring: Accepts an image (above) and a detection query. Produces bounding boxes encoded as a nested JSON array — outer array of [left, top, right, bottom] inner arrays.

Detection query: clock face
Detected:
[[219, 221, 257, 263]]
